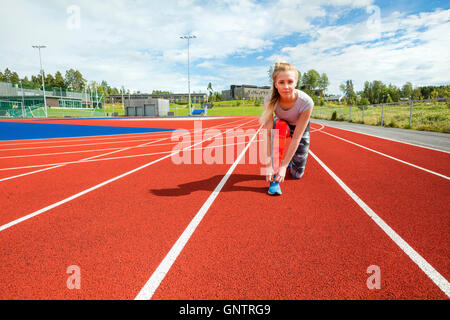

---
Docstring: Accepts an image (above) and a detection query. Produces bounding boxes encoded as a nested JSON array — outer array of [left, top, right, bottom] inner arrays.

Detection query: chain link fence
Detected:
[[312, 98, 450, 133]]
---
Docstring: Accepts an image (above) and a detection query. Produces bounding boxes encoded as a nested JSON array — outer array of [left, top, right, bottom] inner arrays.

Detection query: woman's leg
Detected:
[[289, 121, 310, 179], [272, 118, 291, 171]]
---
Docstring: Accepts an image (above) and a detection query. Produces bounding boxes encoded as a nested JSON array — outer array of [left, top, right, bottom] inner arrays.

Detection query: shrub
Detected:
[[387, 120, 397, 127], [331, 110, 337, 120]]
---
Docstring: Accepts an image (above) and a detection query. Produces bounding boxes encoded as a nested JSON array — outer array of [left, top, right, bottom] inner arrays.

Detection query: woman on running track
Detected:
[[260, 62, 314, 195]]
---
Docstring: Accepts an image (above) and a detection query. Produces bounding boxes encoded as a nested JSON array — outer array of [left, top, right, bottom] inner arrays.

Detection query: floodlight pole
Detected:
[[121, 87, 124, 110], [19, 79, 25, 118], [95, 85, 99, 109], [180, 35, 196, 116], [32, 45, 48, 117]]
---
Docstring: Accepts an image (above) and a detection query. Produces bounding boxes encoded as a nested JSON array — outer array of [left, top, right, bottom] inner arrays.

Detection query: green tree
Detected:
[[21, 76, 33, 86], [31, 75, 41, 87], [75, 70, 86, 91], [3, 68, 13, 82], [411, 88, 422, 100], [65, 69, 85, 91], [401, 82, 413, 99], [340, 80, 356, 102], [10, 71, 20, 84], [45, 74, 55, 87], [302, 69, 320, 93], [65, 69, 77, 90], [152, 90, 170, 94], [436, 85, 450, 98], [317, 73, 329, 96], [97, 81, 109, 100], [431, 89, 439, 99], [54, 71, 66, 88], [0, 71, 4, 81], [207, 82, 213, 98], [296, 71, 302, 89], [371, 80, 386, 104], [387, 84, 400, 102], [358, 97, 370, 106]]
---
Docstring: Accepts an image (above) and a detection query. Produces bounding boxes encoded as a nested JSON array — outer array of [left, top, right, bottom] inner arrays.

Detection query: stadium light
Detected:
[[180, 35, 196, 116], [32, 45, 48, 118]]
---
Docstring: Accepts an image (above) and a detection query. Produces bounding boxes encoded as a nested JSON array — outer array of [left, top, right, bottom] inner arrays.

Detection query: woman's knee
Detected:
[[274, 119, 290, 136], [290, 167, 305, 179]]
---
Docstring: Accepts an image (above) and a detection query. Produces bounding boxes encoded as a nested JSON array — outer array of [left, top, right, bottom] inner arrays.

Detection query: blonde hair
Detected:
[[259, 61, 298, 125]]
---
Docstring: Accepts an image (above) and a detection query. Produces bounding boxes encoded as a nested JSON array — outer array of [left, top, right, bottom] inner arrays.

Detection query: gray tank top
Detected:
[[265, 89, 314, 125]]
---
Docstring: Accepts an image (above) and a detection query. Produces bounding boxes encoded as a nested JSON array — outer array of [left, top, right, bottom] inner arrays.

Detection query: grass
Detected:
[[12, 100, 446, 134], [312, 101, 450, 133], [170, 104, 263, 117]]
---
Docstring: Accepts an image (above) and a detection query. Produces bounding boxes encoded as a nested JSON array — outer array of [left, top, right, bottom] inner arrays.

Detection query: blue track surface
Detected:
[[0, 122, 179, 141]]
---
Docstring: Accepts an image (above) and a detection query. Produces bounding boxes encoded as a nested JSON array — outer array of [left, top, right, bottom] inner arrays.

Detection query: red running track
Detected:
[[0, 117, 448, 299]]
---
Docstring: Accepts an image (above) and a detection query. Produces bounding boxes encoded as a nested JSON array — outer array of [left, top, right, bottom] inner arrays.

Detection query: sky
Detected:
[[0, 0, 449, 95]]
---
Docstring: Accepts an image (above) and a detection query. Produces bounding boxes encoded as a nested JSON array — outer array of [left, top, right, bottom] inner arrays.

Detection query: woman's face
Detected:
[[274, 70, 297, 99]]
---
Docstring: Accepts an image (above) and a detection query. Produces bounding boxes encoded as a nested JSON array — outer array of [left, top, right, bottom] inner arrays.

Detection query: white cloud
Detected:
[[0, 0, 448, 96], [268, 8, 450, 93]]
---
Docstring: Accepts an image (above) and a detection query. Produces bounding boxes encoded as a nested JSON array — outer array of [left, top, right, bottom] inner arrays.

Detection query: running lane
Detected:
[[312, 123, 450, 176], [0, 118, 260, 299], [149, 139, 447, 299], [310, 128, 449, 281], [0, 118, 256, 225]]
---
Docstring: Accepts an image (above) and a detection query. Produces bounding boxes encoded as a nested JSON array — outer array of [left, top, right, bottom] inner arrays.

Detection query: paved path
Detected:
[[311, 119, 450, 152]]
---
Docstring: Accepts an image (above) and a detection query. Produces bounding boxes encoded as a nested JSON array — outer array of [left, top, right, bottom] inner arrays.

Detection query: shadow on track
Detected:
[[150, 173, 267, 196]]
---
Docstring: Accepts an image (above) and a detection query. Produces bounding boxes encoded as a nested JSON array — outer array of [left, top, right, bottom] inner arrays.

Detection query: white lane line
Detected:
[[0, 117, 250, 147], [0, 118, 252, 152], [319, 130, 450, 180], [310, 123, 325, 133], [0, 136, 174, 152], [309, 149, 450, 298], [0, 137, 168, 183], [135, 124, 263, 300], [0, 119, 256, 181], [316, 123, 450, 154], [0, 123, 258, 159], [0, 116, 249, 146], [0, 130, 186, 147], [0, 118, 258, 232], [0, 137, 265, 173], [0, 147, 125, 159], [0, 122, 259, 172]]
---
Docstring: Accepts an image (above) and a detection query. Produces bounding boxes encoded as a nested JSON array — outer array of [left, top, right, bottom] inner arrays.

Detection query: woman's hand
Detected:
[[265, 166, 275, 182], [275, 166, 287, 183]]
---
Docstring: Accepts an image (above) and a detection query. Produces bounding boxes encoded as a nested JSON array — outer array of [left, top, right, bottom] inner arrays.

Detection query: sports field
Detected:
[[0, 116, 448, 299]]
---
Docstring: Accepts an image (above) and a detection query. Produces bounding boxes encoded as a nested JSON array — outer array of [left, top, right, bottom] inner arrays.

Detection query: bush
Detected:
[[387, 120, 397, 127], [331, 110, 337, 120]]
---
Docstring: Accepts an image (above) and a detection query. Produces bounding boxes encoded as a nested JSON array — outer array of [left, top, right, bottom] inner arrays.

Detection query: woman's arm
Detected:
[[262, 101, 274, 181], [263, 112, 274, 182], [275, 107, 312, 182]]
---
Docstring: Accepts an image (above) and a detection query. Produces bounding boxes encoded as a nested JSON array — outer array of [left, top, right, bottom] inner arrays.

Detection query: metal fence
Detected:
[[312, 98, 450, 133], [0, 81, 106, 118]]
